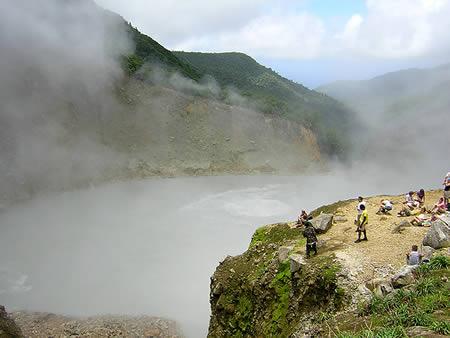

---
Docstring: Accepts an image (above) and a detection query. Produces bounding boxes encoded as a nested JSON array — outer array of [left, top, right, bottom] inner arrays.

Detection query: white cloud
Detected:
[[337, 0, 450, 59], [176, 13, 325, 59], [95, 0, 267, 46], [96, 0, 450, 62]]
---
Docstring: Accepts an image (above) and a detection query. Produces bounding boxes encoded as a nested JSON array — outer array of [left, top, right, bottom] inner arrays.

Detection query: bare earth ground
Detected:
[[11, 312, 183, 338], [286, 190, 447, 287], [318, 190, 445, 283]]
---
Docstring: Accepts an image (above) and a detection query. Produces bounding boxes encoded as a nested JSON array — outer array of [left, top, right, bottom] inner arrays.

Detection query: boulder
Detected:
[[422, 218, 450, 249], [289, 254, 306, 273], [310, 213, 334, 234], [391, 265, 418, 288], [365, 278, 394, 297], [277, 246, 294, 262]]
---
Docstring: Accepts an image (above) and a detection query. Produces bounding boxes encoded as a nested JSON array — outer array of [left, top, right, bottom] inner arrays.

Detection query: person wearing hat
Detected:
[[302, 221, 318, 258]]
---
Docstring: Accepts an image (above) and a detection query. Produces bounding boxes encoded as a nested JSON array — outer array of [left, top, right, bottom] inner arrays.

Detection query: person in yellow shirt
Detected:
[[355, 204, 368, 243]]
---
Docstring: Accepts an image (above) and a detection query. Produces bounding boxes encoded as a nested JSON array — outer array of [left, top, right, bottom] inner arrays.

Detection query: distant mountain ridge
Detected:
[[317, 63, 450, 115]]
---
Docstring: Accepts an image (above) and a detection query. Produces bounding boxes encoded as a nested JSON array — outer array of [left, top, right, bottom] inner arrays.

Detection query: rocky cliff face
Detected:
[[0, 306, 23, 338], [207, 223, 345, 337]]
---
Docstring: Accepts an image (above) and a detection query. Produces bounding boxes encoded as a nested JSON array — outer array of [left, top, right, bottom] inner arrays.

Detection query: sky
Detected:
[[95, 0, 450, 87]]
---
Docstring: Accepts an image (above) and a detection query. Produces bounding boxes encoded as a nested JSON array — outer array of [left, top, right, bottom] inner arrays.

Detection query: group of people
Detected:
[[295, 171, 450, 262]]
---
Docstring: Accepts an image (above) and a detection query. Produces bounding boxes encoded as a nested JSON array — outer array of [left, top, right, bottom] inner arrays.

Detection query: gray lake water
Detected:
[[0, 172, 442, 337]]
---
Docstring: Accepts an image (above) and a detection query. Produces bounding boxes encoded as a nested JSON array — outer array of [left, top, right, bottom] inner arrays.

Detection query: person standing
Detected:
[[302, 221, 318, 258], [355, 196, 366, 224], [355, 204, 368, 243], [443, 172, 450, 207]]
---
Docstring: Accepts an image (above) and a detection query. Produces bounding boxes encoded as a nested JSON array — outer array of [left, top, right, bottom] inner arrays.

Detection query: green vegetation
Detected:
[[249, 223, 300, 249], [310, 199, 354, 218], [122, 23, 201, 80], [175, 52, 355, 159], [209, 222, 345, 338], [269, 261, 292, 336], [334, 256, 450, 338]]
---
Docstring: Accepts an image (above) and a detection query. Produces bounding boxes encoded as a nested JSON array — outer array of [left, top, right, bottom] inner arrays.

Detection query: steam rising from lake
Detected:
[[0, 173, 442, 337]]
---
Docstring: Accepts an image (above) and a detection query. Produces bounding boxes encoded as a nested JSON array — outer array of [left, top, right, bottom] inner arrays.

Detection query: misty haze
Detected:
[[1, 0, 449, 337]]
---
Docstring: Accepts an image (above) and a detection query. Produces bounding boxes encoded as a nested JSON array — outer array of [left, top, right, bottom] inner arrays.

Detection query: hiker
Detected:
[[443, 172, 450, 206], [415, 189, 425, 206], [355, 196, 366, 224], [431, 197, 447, 214], [376, 199, 393, 215], [406, 245, 423, 265], [302, 221, 318, 258], [404, 191, 419, 209], [355, 204, 368, 242], [297, 210, 310, 226]]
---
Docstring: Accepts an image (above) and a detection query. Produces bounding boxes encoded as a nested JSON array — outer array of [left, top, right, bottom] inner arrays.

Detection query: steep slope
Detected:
[[174, 52, 355, 158], [124, 23, 201, 80]]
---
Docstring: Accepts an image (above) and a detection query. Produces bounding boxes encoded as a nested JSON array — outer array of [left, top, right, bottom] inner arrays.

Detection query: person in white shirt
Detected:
[[404, 191, 419, 209], [355, 196, 366, 224], [377, 199, 393, 215], [406, 245, 423, 265]]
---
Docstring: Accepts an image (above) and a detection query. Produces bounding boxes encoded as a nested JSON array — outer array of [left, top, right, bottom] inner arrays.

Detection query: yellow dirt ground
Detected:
[[320, 190, 444, 282]]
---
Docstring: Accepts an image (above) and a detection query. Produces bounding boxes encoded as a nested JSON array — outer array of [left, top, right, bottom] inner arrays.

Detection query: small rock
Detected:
[[289, 254, 306, 273], [391, 265, 418, 288], [333, 216, 348, 223], [229, 268, 235, 273], [406, 326, 447, 337], [421, 246, 435, 262], [365, 278, 393, 297], [392, 220, 412, 234], [278, 246, 294, 262]]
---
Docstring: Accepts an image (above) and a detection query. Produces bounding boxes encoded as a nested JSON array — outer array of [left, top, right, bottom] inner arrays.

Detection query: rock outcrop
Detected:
[[207, 223, 345, 337], [0, 306, 23, 338], [422, 216, 450, 249]]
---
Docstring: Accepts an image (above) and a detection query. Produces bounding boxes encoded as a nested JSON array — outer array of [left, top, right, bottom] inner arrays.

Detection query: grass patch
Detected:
[[268, 260, 292, 337], [337, 255, 449, 338], [310, 199, 353, 218]]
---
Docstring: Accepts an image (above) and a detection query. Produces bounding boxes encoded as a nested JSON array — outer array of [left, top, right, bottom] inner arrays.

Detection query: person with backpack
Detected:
[[302, 221, 318, 258]]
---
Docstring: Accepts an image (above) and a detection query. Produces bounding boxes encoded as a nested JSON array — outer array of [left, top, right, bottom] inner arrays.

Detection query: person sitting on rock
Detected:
[[415, 189, 425, 206], [431, 197, 447, 214], [376, 199, 393, 215], [297, 210, 310, 226], [406, 245, 423, 265], [302, 221, 318, 258], [355, 204, 368, 242]]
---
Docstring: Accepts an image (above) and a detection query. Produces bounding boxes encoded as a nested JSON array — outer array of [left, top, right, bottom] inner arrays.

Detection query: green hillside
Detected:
[[174, 52, 355, 158], [124, 24, 201, 80]]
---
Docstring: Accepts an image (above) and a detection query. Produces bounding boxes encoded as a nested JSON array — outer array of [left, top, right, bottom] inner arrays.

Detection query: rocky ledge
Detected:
[[207, 192, 450, 337]]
